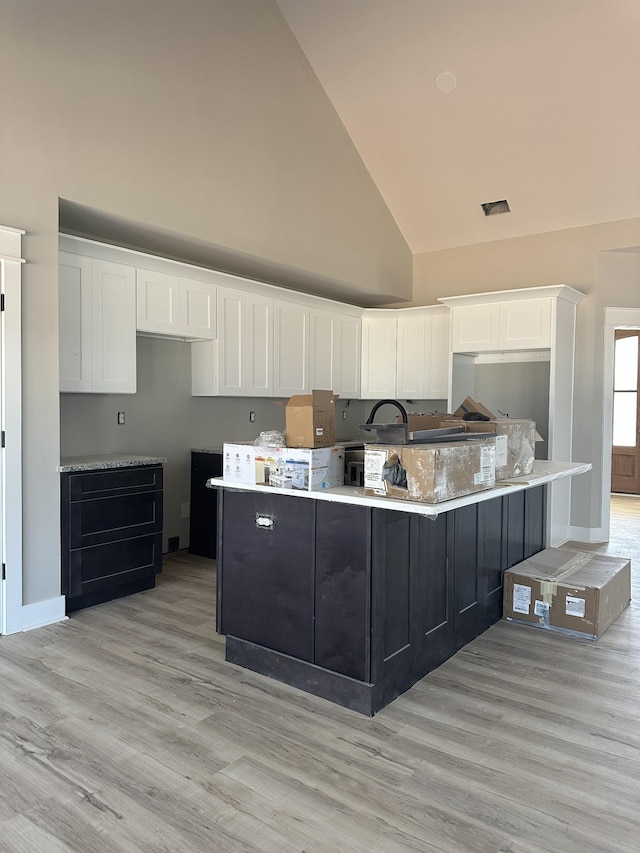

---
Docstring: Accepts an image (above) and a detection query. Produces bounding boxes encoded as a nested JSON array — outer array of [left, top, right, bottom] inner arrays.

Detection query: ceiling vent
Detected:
[[482, 199, 511, 216]]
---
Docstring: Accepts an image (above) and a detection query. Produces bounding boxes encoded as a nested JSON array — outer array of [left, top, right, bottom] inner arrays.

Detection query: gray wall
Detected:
[[0, 0, 411, 604]]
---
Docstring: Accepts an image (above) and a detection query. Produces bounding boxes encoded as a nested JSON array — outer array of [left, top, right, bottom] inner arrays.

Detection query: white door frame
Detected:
[[601, 307, 640, 541], [0, 226, 25, 635]]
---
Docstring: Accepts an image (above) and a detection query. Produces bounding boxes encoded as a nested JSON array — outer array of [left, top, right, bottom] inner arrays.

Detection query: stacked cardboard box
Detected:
[[223, 442, 344, 491], [285, 390, 337, 448]]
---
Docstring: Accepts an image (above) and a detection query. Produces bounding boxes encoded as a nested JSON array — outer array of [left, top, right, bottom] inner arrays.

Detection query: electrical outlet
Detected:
[[249, 411, 256, 422], [117, 411, 126, 425], [342, 411, 348, 420], [181, 502, 190, 519]]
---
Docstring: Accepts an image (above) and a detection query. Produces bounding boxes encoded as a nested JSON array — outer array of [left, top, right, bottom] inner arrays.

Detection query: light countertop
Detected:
[[207, 460, 591, 519], [58, 454, 167, 473]]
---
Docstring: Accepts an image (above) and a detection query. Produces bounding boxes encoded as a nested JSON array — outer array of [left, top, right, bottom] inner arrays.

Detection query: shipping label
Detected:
[[364, 449, 388, 494], [513, 583, 532, 615], [495, 435, 508, 467], [474, 445, 496, 485], [565, 595, 586, 618]]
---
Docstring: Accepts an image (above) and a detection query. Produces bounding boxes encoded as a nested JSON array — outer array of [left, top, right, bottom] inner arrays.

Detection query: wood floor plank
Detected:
[[0, 498, 637, 851]]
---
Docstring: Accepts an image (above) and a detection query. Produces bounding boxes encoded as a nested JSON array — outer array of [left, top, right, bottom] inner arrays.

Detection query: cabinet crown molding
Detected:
[[438, 284, 585, 307]]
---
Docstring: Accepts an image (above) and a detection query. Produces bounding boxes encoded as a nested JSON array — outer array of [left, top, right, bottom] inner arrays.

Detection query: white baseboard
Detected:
[[6, 595, 68, 634], [563, 525, 608, 545]]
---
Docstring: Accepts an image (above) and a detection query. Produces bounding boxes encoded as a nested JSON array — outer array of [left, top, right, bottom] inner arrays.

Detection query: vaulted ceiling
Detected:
[[276, 0, 640, 254]]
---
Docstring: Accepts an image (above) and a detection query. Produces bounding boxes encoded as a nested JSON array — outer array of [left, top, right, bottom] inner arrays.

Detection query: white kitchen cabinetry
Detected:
[[361, 306, 450, 401], [59, 252, 136, 393], [191, 287, 273, 396], [450, 295, 552, 353], [310, 307, 361, 397], [440, 285, 585, 546], [273, 299, 309, 397], [136, 268, 216, 340]]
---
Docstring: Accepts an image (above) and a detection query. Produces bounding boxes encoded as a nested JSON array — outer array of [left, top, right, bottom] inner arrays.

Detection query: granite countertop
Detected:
[[58, 454, 167, 473], [191, 447, 224, 454]]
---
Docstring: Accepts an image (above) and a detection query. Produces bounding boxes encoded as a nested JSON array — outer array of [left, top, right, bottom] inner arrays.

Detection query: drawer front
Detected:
[[68, 491, 163, 549], [67, 533, 162, 598], [67, 465, 163, 501]]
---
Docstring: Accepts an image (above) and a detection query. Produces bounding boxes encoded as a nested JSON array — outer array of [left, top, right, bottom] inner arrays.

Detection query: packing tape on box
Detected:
[[533, 552, 596, 604]]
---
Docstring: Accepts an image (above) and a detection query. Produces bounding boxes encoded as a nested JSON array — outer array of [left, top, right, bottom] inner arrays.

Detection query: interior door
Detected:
[[611, 330, 640, 493]]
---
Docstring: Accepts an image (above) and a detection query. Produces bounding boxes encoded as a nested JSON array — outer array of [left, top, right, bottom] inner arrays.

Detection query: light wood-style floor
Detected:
[[1, 496, 639, 852]]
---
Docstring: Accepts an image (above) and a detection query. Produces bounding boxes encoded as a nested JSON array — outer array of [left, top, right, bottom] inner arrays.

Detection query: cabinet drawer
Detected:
[[67, 465, 163, 501], [68, 491, 163, 549], [67, 533, 162, 599]]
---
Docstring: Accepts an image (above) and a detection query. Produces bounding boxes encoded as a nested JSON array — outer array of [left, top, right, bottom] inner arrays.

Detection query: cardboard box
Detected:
[[398, 414, 455, 433], [454, 395, 496, 419], [285, 390, 337, 448], [222, 442, 257, 485], [503, 548, 631, 639], [440, 417, 536, 479], [364, 438, 496, 503], [254, 445, 344, 491]]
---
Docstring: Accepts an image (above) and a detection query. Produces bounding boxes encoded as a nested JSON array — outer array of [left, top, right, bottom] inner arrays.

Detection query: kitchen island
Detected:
[[210, 461, 590, 715]]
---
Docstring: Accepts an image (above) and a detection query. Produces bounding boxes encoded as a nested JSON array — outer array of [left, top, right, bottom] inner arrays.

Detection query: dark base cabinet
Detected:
[[189, 452, 223, 558], [61, 465, 163, 613], [218, 485, 546, 716]]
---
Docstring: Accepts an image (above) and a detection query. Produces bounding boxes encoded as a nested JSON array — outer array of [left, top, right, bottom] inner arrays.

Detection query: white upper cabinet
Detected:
[[446, 290, 556, 353], [361, 306, 450, 400], [192, 287, 273, 397], [59, 252, 136, 394], [273, 299, 309, 397], [310, 307, 361, 397], [137, 268, 216, 340]]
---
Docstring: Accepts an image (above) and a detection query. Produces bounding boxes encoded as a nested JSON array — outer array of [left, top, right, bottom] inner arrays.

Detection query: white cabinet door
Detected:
[[59, 252, 93, 392], [310, 308, 362, 397], [451, 303, 500, 352], [191, 287, 272, 396], [425, 311, 450, 399], [396, 313, 426, 399], [273, 299, 309, 396], [59, 254, 136, 393], [360, 312, 397, 399], [91, 259, 137, 393], [180, 278, 216, 340], [499, 298, 552, 349], [136, 268, 180, 336], [334, 314, 361, 397], [244, 293, 273, 396], [138, 269, 216, 339]]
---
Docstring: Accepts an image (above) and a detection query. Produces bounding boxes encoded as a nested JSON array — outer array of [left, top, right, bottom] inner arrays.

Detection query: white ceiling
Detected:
[[276, 0, 640, 254]]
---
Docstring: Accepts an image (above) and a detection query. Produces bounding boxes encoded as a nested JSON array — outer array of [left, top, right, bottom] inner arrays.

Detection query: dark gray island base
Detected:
[[216, 481, 547, 716]]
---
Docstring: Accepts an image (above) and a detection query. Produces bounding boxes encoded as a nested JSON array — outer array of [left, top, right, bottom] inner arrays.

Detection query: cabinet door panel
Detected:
[[92, 259, 136, 393], [245, 294, 273, 396], [499, 298, 551, 349], [136, 268, 179, 335], [427, 312, 450, 399], [217, 288, 244, 394], [220, 490, 315, 661], [396, 314, 425, 398], [273, 300, 309, 396], [69, 491, 163, 549], [335, 315, 361, 397], [361, 314, 397, 399], [189, 452, 222, 558], [180, 278, 216, 340], [309, 310, 335, 391], [59, 253, 93, 392], [68, 534, 161, 600], [315, 502, 370, 681], [452, 304, 499, 352]]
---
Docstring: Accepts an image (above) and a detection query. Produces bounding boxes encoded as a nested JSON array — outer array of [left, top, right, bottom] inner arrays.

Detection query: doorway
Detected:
[[612, 330, 640, 493]]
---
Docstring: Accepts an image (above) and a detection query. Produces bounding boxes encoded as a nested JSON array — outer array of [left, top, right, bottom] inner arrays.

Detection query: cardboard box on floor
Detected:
[[503, 548, 631, 639], [364, 438, 496, 504], [285, 390, 337, 448]]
